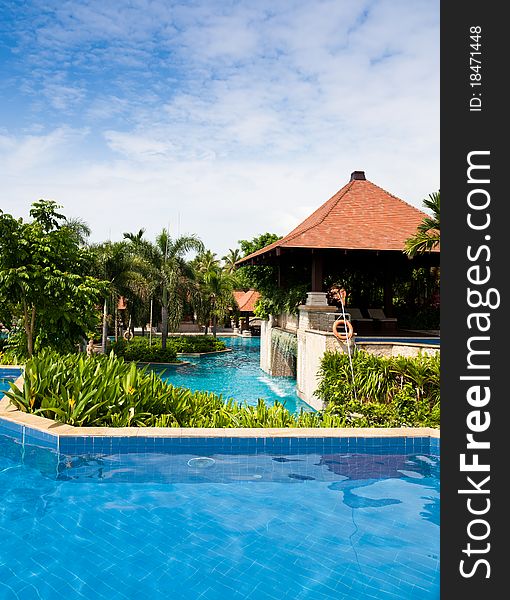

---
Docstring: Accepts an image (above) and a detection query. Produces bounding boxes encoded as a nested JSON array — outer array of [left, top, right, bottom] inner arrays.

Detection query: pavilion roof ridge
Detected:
[[236, 172, 437, 265], [280, 180, 355, 245]]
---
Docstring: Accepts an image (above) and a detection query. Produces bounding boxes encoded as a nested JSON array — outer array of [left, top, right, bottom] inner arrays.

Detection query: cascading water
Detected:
[[271, 328, 298, 377]]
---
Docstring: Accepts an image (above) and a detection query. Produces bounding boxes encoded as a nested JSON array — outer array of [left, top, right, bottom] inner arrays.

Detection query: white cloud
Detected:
[[1, 0, 439, 255], [0, 126, 89, 174]]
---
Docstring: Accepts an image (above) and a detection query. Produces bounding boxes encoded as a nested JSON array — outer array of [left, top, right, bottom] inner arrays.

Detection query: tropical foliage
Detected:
[[164, 336, 226, 353], [111, 338, 178, 363], [233, 232, 308, 318], [222, 248, 242, 274], [90, 240, 149, 353], [6, 347, 439, 428], [123, 229, 204, 348], [194, 255, 235, 337], [404, 191, 440, 257], [315, 350, 440, 427], [111, 335, 226, 361], [0, 201, 106, 357], [5, 350, 321, 428]]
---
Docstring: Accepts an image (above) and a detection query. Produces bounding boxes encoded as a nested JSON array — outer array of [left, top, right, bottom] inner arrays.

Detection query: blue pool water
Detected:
[[0, 368, 21, 395], [0, 432, 439, 600], [151, 336, 311, 413], [356, 337, 440, 345]]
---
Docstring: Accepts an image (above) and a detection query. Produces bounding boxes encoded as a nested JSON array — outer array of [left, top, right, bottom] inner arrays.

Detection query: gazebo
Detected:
[[236, 171, 440, 407], [232, 289, 261, 333], [236, 170, 439, 316]]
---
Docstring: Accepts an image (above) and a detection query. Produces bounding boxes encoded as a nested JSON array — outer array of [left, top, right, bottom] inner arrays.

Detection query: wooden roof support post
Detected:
[[383, 272, 394, 317], [311, 252, 324, 292]]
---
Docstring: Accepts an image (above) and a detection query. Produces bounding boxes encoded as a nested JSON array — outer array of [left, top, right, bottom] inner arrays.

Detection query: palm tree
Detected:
[[404, 192, 440, 257], [123, 228, 146, 243], [91, 241, 147, 352], [222, 248, 242, 273], [125, 229, 204, 349], [195, 250, 220, 275], [64, 217, 92, 246], [195, 260, 235, 337]]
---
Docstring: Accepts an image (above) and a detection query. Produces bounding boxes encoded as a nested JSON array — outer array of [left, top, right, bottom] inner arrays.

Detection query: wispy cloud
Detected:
[[0, 0, 439, 254]]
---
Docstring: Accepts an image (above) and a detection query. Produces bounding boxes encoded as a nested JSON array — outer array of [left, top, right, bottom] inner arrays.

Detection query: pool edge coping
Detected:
[[1, 372, 440, 440]]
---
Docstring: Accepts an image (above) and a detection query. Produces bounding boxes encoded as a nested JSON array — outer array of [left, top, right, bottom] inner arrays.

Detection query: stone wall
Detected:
[[297, 306, 340, 332], [356, 343, 439, 358], [276, 312, 299, 333], [261, 307, 440, 411]]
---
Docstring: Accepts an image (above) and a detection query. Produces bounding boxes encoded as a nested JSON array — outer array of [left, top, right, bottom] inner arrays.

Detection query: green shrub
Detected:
[[166, 335, 226, 353], [111, 337, 178, 363], [4, 350, 316, 427], [5, 349, 439, 429], [315, 350, 440, 427], [0, 336, 25, 365], [112, 336, 226, 362]]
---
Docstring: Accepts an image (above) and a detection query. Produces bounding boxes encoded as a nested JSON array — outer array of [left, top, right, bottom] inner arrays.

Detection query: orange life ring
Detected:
[[332, 318, 354, 341]]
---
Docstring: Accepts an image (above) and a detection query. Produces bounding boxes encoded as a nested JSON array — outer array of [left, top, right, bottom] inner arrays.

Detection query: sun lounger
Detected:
[[367, 308, 398, 330], [346, 308, 373, 322]]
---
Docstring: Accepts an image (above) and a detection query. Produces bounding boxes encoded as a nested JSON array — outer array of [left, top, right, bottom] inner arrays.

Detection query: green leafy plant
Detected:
[[315, 349, 440, 427], [166, 336, 226, 353], [2, 350, 334, 428], [112, 336, 226, 362], [111, 338, 179, 363], [0, 201, 106, 357], [6, 349, 439, 429]]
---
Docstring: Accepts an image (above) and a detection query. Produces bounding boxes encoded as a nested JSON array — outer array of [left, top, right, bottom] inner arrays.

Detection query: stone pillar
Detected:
[[296, 304, 352, 409], [305, 291, 329, 306]]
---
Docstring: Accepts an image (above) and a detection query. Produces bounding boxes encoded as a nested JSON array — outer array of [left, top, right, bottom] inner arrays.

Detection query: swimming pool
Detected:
[[151, 336, 311, 413], [0, 368, 20, 395], [0, 429, 439, 599], [356, 337, 440, 346]]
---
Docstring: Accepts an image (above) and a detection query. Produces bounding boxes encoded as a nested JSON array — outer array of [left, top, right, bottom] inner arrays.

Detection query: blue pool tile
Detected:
[[0, 418, 24, 438], [24, 433, 58, 450]]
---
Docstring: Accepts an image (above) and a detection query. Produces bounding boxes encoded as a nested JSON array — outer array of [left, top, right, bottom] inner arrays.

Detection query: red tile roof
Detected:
[[237, 173, 438, 263], [233, 289, 260, 313]]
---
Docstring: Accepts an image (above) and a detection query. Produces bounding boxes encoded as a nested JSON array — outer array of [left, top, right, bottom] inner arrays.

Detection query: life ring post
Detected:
[[332, 318, 354, 341]]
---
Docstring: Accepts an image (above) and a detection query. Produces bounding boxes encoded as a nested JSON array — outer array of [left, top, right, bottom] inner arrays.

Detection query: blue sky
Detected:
[[0, 0, 439, 255]]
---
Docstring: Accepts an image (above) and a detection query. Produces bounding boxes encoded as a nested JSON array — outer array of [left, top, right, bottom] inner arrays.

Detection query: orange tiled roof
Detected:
[[233, 289, 260, 313], [237, 172, 438, 263]]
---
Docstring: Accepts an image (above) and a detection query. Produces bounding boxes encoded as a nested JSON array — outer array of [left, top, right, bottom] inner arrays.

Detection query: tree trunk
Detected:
[[22, 300, 35, 357], [101, 298, 108, 353], [212, 314, 217, 338], [161, 288, 168, 350], [30, 306, 36, 354]]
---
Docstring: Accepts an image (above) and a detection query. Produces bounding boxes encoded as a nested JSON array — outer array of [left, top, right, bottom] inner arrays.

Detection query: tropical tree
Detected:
[[123, 228, 146, 244], [90, 241, 147, 353], [194, 249, 220, 275], [65, 217, 92, 246], [0, 200, 106, 357], [404, 192, 440, 257], [195, 260, 235, 337], [222, 248, 242, 273], [124, 229, 204, 349]]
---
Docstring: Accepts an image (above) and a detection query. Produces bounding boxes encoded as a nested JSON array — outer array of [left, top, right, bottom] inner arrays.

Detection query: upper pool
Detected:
[[0, 368, 21, 395], [356, 337, 440, 345], [150, 336, 311, 413]]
